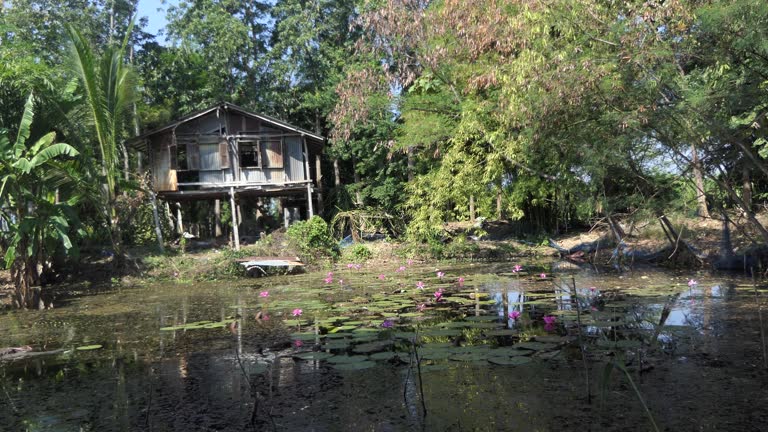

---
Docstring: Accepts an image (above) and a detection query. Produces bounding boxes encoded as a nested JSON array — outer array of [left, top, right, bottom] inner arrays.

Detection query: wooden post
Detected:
[[302, 137, 314, 218], [315, 154, 324, 215], [230, 187, 240, 251], [283, 201, 290, 228], [306, 182, 314, 218], [237, 204, 243, 227], [176, 202, 184, 235], [470, 195, 476, 221], [150, 190, 164, 253], [214, 199, 222, 237]]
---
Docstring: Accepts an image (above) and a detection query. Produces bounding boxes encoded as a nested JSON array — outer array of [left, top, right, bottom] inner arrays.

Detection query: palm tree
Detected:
[[0, 94, 80, 308], [65, 21, 136, 264]]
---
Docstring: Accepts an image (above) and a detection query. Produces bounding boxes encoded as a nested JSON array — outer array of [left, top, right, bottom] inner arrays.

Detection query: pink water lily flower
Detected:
[[416, 304, 426, 312], [539, 273, 547, 279], [380, 319, 394, 328], [327, 271, 333, 277], [687, 279, 698, 287], [434, 290, 443, 301], [324, 276, 333, 284], [292, 308, 303, 317], [347, 263, 354, 268], [416, 281, 425, 289], [508, 311, 521, 320], [293, 339, 303, 348], [458, 277, 465, 285], [436, 271, 445, 278], [378, 274, 386, 280], [407, 259, 414, 266], [396, 266, 407, 272], [259, 291, 269, 298], [543, 315, 556, 324], [512, 264, 523, 273], [589, 286, 596, 292]]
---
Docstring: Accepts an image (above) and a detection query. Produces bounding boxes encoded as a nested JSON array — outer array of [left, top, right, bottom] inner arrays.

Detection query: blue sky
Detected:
[[136, 0, 176, 41]]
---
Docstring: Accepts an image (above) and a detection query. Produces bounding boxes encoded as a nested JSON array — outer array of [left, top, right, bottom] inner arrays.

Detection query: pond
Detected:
[[1, 261, 767, 431]]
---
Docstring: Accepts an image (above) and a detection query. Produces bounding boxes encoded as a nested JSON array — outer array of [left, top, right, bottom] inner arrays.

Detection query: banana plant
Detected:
[[0, 94, 80, 309]]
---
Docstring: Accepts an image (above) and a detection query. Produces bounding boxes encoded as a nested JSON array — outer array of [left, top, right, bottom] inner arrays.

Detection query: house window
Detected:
[[239, 141, 260, 168], [169, 143, 189, 170]]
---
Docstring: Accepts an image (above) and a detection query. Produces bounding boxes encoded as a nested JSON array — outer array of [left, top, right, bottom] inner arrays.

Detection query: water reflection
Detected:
[[0, 267, 764, 430]]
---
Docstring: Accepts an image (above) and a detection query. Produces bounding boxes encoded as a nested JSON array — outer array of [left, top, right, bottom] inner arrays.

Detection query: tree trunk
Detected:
[[496, 182, 503, 220], [469, 195, 476, 221], [691, 144, 709, 218], [353, 157, 362, 205], [742, 164, 752, 212]]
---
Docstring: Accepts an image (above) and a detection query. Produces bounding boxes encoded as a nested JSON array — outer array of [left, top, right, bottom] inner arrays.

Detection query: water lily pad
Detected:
[[332, 361, 377, 371], [421, 329, 462, 337], [326, 355, 369, 364], [393, 331, 417, 340], [353, 341, 392, 354], [370, 351, 399, 361], [488, 356, 532, 366], [515, 341, 557, 351], [75, 344, 103, 351], [293, 352, 334, 361], [449, 351, 489, 362]]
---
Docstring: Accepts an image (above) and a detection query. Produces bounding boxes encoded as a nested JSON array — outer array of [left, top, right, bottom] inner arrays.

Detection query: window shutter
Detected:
[[219, 138, 230, 168]]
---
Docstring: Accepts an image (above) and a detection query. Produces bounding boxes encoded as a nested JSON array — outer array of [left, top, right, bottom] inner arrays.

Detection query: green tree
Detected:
[[0, 95, 81, 309], [66, 22, 137, 261]]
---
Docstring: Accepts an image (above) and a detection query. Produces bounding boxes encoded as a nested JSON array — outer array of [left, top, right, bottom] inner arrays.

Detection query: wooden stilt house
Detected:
[[130, 102, 325, 249]]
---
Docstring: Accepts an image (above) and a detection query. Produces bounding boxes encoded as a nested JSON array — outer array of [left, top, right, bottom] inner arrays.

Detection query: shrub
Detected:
[[348, 243, 373, 262], [286, 216, 339, 263]]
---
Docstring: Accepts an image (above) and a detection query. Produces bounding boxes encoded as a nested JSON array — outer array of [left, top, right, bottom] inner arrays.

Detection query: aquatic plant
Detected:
[[458, 277, 465, 286], [259, 291, 269, 298], [687, 279, 698, 287], [324, 276, 333, 284], [417, 304, 426, 312], [437, 271, 445, 278], [543, 316, 556, 325], [434, 290, 443, 301], [381, 319, 394, 328], [512, 265, 523, 273], [508, 311, 521, 320], [407, 259, 414, 266], [292, 309, 303, 317], [378, 274, 386, 280], [416, 281, 425, 289], [540, 273, 547, 279], [396, 266, 406, 272]]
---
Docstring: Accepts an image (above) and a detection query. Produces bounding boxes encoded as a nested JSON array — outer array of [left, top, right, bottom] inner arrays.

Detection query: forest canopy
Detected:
[[1, 0, 768, 306]]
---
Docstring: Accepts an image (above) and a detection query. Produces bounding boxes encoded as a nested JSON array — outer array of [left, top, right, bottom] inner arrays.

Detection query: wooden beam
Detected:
[[230, 187, 240, 251]]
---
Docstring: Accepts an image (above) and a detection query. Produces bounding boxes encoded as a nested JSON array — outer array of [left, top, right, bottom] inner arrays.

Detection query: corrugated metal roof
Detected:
[[128, 101, 325, 145]]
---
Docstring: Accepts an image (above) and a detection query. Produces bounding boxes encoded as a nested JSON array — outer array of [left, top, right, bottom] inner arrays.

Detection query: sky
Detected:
[[136, 0, 176, 42]]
